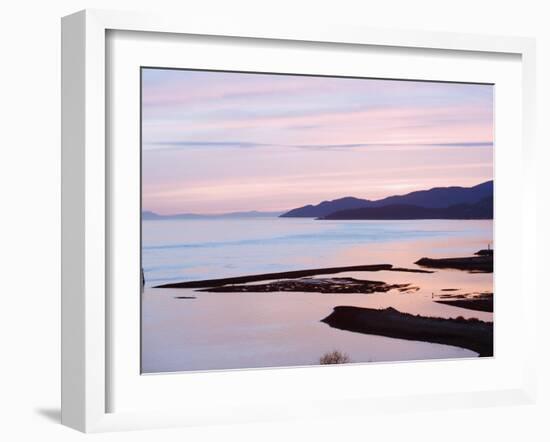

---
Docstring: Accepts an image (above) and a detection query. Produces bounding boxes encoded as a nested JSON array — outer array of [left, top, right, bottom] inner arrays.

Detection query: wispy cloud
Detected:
[[149, 141, 269, 149], [292, 141, 493, 150], [144, 140, 493, 152]]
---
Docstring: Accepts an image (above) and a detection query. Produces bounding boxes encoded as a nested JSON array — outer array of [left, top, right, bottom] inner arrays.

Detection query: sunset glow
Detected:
[[142, 69, 493, 215]]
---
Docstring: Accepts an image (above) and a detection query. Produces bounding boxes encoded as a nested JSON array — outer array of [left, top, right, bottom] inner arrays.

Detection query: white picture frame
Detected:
[[61, 9, 537, 433]]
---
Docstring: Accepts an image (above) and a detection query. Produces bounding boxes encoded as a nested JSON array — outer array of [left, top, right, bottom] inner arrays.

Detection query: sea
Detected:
[[141, 217, 493, 373]]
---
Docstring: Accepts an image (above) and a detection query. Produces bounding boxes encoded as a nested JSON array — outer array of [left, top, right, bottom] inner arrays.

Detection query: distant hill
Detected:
[[280, 196, 372, 218], [280, 181, 493, 218], [142, 210, 283, 220], [321, 197, 493, 220], [142, 211, 164, 220], [366, 180, 493, 208]]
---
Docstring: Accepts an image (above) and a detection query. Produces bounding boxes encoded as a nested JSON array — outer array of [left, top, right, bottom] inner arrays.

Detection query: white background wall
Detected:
[[0, 1, 547, 441]]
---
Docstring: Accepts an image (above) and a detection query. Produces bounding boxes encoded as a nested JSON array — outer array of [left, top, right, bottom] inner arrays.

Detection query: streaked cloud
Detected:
[[145, 140, 493, 151]]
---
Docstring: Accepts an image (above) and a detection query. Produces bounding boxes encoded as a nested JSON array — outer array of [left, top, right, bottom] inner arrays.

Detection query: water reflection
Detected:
[[141, 218, 492, 373]]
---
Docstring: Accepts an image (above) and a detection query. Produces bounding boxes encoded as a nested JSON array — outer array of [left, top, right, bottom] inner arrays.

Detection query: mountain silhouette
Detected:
[[321, 196, 493, 220], [280, 181, 493, 218]]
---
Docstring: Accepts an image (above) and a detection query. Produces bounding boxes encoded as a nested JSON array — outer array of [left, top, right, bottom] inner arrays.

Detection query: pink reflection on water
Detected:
[[142, 221, 493, 373], [142, 288, 480, 373]]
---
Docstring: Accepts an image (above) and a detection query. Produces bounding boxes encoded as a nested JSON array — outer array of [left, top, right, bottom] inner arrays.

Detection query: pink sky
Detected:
[[142, 69, 493, 215]]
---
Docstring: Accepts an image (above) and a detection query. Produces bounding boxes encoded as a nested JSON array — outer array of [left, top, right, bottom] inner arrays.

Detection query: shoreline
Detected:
[[435, 299, 493, 312], [321, 306, 493, 357], [415, 249, 493, 273], [153, 264, 432, 289], [435, 293, 494, 312]]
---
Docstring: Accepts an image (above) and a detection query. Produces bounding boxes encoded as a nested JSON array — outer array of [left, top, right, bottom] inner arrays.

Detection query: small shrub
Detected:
[[319, 350, 351, 365]]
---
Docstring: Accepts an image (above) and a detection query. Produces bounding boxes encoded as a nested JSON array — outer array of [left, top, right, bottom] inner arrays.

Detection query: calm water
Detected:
[[142, 218, 493, 373]]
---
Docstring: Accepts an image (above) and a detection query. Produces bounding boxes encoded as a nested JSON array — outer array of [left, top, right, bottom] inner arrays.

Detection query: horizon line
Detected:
[[143, 179, 493, 217]]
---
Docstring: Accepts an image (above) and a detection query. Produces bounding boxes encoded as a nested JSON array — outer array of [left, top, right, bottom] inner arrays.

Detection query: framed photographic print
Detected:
[[140, 68, 495, 373], [61, 9, 537, 432]]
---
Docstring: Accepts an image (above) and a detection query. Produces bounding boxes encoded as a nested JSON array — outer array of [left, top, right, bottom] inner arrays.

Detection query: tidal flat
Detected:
[[142, 218, 493, 373]]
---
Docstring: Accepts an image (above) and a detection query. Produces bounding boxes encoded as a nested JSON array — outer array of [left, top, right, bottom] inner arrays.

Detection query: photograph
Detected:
[[140, 68, 494, 373]]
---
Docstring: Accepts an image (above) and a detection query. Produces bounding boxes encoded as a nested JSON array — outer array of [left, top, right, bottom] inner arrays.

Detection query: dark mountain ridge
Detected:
[[321, 196, 493, 220], [280, 181, 493, 218], [281, 196, 373, 218]]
